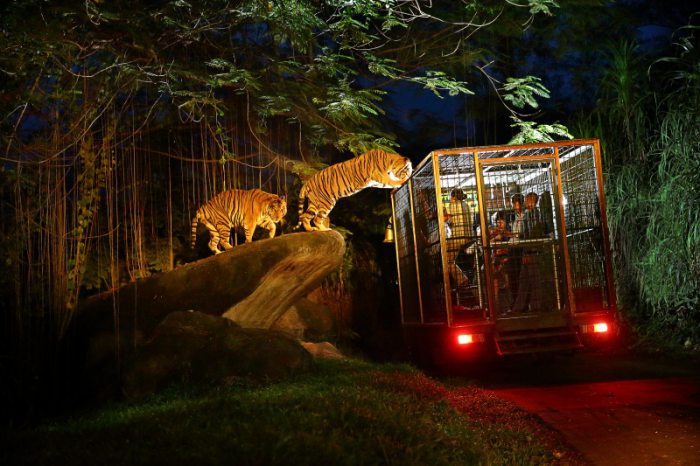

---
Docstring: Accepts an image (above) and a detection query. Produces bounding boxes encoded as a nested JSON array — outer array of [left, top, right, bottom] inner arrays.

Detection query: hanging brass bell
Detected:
[[383, 217, 394, 243]]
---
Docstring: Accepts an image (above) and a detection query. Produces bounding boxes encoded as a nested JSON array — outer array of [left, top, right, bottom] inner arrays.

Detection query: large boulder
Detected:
[[270, 297, 337, 340], [72, 231, 345, 397], [222, 240, 343, 328], [123, 311, 312, 398], [77, 231, 345, 336]]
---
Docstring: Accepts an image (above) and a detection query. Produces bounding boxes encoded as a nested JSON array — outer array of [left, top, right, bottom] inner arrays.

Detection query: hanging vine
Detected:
[[0, 0, 567, 349]]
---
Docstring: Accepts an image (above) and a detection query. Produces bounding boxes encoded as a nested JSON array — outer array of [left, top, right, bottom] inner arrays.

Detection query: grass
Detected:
[[570, 32, 700, 350], [1, 358, 580, 466]]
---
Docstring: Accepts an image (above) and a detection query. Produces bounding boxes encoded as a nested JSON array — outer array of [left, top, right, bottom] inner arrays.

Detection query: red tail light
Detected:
[[581, 322, 611, 334], [456, 333, 485, 345], [593, 322, 609, 333], [457, 334, 473, 345]]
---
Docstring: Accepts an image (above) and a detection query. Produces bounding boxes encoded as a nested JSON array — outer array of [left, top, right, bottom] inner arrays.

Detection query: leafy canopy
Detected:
[[1, 0, 570, 157]]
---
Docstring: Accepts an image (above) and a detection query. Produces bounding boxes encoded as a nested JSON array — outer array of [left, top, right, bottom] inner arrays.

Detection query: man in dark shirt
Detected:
[[511, 192, 546, 313]]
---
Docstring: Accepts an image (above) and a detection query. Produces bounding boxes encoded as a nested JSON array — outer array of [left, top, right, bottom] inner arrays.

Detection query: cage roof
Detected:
[[408, 139, 599, 188]]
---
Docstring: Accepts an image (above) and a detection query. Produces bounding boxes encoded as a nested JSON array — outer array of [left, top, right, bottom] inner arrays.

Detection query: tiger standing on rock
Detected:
[[191, 188, 287, 255], [297, 149, 412, 231]]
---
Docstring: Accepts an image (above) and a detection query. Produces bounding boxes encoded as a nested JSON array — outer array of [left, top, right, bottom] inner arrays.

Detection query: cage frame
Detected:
[[391, 138, 617, 356]]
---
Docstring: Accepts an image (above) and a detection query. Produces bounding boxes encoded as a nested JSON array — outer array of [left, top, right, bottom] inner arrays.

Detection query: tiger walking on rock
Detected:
[[191, 188, 287, 255], [297, 149, 412, 231]]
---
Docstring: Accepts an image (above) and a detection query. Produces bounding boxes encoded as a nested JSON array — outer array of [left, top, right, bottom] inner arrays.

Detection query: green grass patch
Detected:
[[2, 359, 577, 465]]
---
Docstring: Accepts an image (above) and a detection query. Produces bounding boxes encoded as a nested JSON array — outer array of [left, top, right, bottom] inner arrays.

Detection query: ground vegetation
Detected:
[[1, 358, 583, 466], [568, 16, 700, 348]]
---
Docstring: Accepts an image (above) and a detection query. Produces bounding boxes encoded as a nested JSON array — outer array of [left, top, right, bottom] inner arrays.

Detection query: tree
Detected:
[[0, 0, 574, 340], [1, 1, 574, 156]]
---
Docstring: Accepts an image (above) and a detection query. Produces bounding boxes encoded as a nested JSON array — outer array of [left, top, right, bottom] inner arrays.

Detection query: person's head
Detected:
[[494, 210, 507, 229], [451, 189, 463, 201], [511, 193, 524, 213], [525, 192, 538, 211]]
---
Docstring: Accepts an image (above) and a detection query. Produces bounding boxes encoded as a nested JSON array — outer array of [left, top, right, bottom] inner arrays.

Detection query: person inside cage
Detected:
[[489, 210, 514, 313], [509, 193, 525, 238], [539, 190, 555, 236], [511, 191, 547, 313], [445, 189, 474, 303], [445, 189, 472, 238], [506, 192, 525, 304], [443, 208, 452, 238]]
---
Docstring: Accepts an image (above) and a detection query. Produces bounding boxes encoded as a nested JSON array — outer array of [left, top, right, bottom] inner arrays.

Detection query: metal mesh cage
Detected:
[[437, 152, 487, 320], [477, 158, 565, 316], [393, 182, 421, 323], [477, 147, 555, 160], [411, 158, 446, 323], [391, 140, 614, 330], [559, 144, 611, 311]]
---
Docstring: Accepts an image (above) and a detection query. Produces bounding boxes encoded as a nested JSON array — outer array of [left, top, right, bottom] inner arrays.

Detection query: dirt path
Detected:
[[472, 352, 700, 465], [492, 376, 700, 465]]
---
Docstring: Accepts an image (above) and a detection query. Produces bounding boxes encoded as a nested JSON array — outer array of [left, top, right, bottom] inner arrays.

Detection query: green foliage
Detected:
[[206, 59, 261, 92], [409, 71, 474, 98], [0, 0, 570, 359], [572, 22, 700, 345], [523, 0, 561, 16], [499, 76, 573, 144], [285, 159, 329, 182], [314, 82, 386, 122], [0, 0, 563, 154], [636, 47, 700, 320], [363, 54, 402, 79], [2, 359, 566, 465], [66, 136, 112, 309], [508, 116, 573, 144], [502, 76, 551, 109]]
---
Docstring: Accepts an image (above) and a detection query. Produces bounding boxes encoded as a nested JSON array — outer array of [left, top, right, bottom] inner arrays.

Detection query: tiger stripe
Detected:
[[191, 188, 287, 255], [296, 149, 412, 231]]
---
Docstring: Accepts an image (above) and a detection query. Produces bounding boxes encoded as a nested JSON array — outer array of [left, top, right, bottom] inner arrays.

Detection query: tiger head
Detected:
[[384, 151, 413, 185], [389, 154, 413, 184], [266, 195, 288, 223]]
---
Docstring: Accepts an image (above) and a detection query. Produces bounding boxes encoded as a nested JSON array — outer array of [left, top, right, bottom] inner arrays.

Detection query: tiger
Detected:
[[297, 148, 412, 231], [190, 188, 287, 255]]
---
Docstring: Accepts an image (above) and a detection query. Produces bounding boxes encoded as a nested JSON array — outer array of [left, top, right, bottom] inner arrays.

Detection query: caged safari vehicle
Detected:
[[390, 139, 617, 363]]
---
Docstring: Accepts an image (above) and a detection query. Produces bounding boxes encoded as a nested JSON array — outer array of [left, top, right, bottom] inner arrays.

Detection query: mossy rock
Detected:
[[123, 311, 312, 399]]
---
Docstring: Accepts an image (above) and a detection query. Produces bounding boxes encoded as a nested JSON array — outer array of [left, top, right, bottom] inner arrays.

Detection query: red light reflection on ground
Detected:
[[491, 377, 700, 465]]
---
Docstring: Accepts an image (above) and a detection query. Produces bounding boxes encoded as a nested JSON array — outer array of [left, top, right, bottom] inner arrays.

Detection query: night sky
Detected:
[[383, 1, 697, 159]]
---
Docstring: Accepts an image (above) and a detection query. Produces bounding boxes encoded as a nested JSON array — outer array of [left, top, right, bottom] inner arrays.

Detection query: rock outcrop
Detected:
[[221, 235, 343, 328], [78, 231, 344, 336], [123, 311, 312, 398], [73, 231, 345, 397], [270, 297, 337, 340]]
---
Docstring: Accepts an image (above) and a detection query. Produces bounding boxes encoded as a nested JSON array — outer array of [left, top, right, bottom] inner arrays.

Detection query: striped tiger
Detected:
[[191, 188, 287, 255], [297, 149, 412, 231]]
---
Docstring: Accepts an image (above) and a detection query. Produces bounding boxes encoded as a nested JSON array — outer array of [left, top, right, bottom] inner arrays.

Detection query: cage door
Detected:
[[477, 158, 566, 318]]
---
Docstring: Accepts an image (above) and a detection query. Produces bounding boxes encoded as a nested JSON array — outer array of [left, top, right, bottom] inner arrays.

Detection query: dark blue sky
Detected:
[[381, 1, 697, 158]]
